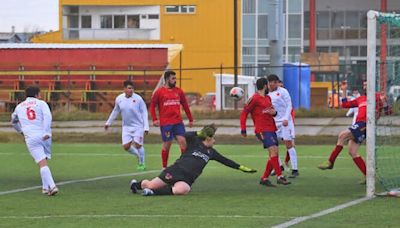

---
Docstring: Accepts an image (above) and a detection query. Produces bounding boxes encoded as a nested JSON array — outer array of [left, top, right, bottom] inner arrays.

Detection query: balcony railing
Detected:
[[63, 28, 158, 40]]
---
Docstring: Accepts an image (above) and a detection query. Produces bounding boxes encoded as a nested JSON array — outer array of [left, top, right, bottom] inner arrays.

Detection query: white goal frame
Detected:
[[366, 10, 379, 198]]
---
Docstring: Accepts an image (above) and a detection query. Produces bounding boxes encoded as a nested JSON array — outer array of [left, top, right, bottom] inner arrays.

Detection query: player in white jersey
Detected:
[[11, 86, 58, 196], [267, 75, 299, 178], [345, 87, 360, 125], [105, 80, 149, 171]]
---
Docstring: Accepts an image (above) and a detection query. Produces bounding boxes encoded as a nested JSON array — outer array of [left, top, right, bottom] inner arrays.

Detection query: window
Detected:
[[165, 5, 196, 14], [331, 11, 344, 28], [243, 0, 255, 13], [317, 12, 329, 28], [258, 47, 268, 55], [288, 15, 301, 38], [243, 15, 256, 38], [148, 14, 159, 19], [165, 5, 179, 13], [68, 16, 79, 28], [69, 6, 79, 14], [127, 15, 139, 28], [346, 11, 359, 28], [81, 15, 91, 28], [258, 15, 268, 39], [100, 15, 112, 28], [243, 47, 255, 55], [114, 15, 125, 28]]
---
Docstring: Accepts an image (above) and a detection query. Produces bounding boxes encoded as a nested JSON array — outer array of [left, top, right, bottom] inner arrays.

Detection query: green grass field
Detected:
[[0, 143, 398, 228]]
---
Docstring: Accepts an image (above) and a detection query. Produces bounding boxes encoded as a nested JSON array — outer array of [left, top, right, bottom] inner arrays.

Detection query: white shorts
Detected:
[[25, 136, 52, 164], [122, 128, 144, 146], [276, 121, 295, 141]]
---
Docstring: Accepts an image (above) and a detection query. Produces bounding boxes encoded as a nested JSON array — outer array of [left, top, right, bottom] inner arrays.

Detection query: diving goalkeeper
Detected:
[[130, 124, 257, 196]]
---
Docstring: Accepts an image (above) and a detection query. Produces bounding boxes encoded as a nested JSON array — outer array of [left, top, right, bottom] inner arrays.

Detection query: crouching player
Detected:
[[130, 124, 257, 196]]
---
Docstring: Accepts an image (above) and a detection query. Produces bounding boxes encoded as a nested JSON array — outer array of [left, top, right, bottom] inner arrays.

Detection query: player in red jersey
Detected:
[[240, 78, 290, 186], [318, 81, 390, 181], [150, 71, 194, 169]]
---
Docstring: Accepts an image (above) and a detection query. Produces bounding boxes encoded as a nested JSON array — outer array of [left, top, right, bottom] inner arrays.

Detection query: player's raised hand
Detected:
[[153, 120, 160, 127], [104, 125, 109, 131]]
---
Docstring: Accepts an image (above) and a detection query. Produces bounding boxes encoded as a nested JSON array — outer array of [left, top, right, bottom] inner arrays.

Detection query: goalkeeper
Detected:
[[130, 124, 257, 196]]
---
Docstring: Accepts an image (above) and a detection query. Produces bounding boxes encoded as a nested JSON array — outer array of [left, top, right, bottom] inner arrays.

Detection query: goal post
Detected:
[[367, 10, 400, 197]]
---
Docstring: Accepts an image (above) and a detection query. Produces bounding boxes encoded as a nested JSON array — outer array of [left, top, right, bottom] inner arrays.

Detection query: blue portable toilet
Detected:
[[283, 63, 311, 110]]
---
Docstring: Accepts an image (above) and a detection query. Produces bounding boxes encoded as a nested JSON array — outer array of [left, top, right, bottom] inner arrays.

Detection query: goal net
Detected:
[[367, 11, 400, 197]]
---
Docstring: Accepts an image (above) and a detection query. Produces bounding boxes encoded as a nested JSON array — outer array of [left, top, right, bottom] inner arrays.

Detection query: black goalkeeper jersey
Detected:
[[170, 132, 241, 181]]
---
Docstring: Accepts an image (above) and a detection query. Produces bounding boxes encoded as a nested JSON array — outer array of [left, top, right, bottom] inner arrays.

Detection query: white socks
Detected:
[[137, 147, 145, 165], [128, 147, 140, 159], [40, 166, 56, 190], [128, 146, 145, 165], [288, 147, 298, 170]]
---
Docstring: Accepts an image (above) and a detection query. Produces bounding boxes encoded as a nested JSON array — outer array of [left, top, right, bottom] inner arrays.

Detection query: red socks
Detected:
[[161, 149, 169, 168], [261, 159, 273, 179], [270, 156, 282, 177], [353, 156, 366, 176], [329, 145, 343, 164]]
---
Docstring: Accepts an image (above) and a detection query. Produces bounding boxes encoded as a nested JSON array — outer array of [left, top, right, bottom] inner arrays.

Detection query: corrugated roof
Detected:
[[0, 43, 178, 49]]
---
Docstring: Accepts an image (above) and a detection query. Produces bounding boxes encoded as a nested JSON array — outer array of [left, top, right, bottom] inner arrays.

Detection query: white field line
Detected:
[[0, 152, 382, 159], [0, 170, 159, 196], [0, 214, 293, 220], [272, 196, 374, 228]]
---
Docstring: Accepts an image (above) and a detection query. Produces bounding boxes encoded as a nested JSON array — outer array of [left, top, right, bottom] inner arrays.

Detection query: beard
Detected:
[[168, 81, 176, 88]]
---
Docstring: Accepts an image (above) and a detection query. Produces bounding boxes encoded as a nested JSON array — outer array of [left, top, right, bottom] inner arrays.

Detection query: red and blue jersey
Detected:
[[240, 93, 277, 134], [150, 86, 193, 126]]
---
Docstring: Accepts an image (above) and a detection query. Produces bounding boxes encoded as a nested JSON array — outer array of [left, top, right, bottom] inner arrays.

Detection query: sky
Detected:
[[0, 0, 58, 33]]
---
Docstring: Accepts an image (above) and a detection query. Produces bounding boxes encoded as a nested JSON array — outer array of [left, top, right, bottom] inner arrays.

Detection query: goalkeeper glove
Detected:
[[239, 165, 257, 173], [197, 124, 217, 139]]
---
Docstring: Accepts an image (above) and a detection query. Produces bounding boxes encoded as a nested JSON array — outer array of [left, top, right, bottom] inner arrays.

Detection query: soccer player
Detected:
[[11, 86, 58, 196], [267, 75, 299, 178], [130, 124, 257, 196], [240, 78, 290, 186], [105, 80, 149, 171], [318, 81, 388, 181], [150, 70, 194, 169]]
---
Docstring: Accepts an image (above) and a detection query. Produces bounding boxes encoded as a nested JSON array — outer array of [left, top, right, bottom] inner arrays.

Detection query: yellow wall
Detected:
[[32, 0, 241, 95]]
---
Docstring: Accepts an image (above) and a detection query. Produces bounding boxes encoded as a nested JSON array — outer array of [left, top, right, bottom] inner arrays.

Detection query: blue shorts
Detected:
[[349, 121, 367, 144], [160, 123, 186, 142], [256, 131, 279, 148]]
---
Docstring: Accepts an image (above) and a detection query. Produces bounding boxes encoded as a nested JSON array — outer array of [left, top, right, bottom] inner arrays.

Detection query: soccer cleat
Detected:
[[130, 179, 139, 193], [318, 161, 334, 170], [142, 188, 154, 196], [47, 186, 59, 196], [277, 176, 291, 185], [136, 164, 146, 171], [270, 166, 285, 176], [42, 189, 49, 195], [259, 178, 276, 187], [289, 170, 299, 178]]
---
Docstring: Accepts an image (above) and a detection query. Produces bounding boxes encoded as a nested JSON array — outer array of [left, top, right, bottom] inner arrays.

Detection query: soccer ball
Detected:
[[229, 87, 245, 101]]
